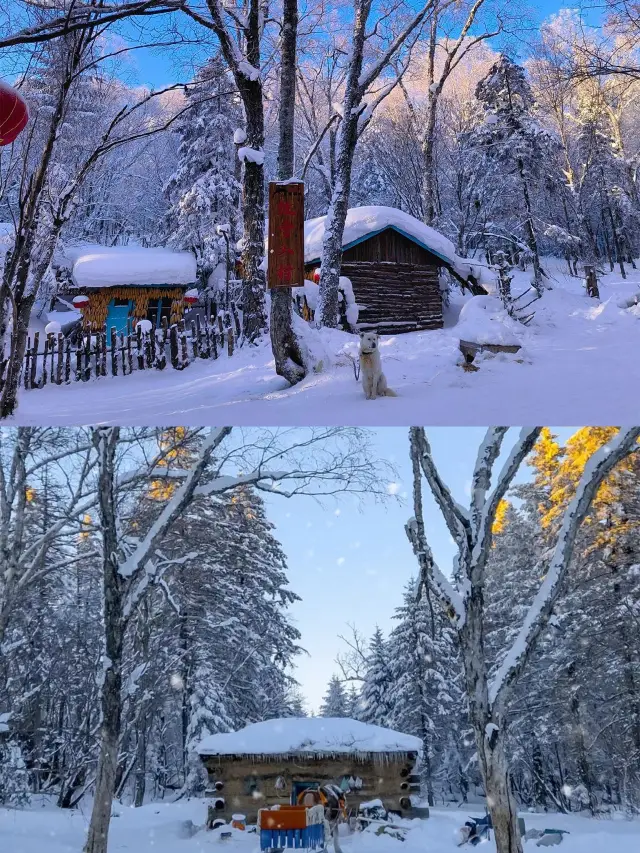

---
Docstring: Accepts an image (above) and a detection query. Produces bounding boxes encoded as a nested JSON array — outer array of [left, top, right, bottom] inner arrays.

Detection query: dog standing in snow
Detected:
[[359, 332, 396, 400]]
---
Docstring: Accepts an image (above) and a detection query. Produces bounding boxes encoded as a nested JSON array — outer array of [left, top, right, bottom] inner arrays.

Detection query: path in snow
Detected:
[[1, 799, 640, 853], [13, 260, 640, 426]]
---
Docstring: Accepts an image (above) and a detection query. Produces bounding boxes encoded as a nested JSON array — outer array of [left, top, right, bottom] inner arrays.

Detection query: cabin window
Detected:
[[146, 297, 173, 327], [244, 775, 259, 795]]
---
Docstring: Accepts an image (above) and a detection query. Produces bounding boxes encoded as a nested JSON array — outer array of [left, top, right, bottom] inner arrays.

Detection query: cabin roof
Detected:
[[197, 717, 421, 758], [60, 244, 197, 289], [303, 206, 457, 267]]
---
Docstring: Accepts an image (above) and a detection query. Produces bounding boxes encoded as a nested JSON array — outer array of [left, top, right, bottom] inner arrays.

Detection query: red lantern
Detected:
[[72, 294, 90, 309], [312, 268, 321, 283], [0, 82, 29, 147], [184, 290, 199, 306]]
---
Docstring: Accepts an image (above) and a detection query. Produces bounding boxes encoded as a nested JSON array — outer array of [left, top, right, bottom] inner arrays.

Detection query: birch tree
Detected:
[[405, 426, 640, 853], [317, 0, 441, 326]]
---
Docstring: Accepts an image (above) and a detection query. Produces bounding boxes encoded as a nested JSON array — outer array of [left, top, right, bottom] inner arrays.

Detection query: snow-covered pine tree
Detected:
[[472, 55, 557, 293], [320, 676, 348, 717], [163, 55, 241, 299], [387, 578, 466, 806], [359, 627, 393, 727], [345, 684, 361, 721]]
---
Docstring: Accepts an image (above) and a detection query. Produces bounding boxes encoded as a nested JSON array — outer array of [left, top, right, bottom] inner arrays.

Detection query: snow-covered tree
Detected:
[[163, 56, 241, 296], [360, 627, 393, 727], [321, 676, 348, 717]]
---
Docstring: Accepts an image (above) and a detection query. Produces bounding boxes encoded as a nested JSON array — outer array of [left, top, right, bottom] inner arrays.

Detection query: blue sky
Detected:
[[100, 2, 594, 90], [263, 427, 574, 713]]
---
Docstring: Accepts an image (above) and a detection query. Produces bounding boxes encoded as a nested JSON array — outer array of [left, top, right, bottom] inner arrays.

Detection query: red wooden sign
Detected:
[[267, 181, 305, 289]]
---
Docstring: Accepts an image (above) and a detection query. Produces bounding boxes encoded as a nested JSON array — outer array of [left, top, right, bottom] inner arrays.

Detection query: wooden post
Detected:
[[136, 326, 145, 371], [41, 336, 50, 387], [30, 332, 39, 389], [191, 320, 199, 359], [84, 331, 92, 381], [179, 320, 188, 367], [169, 324, 179, 369], [64, 338, 71, 383], [584, 264, 600, 298], [110, 328, 118, 376], [56, 333, 64, 384], [24, 337, 31, 389], [210, 314, 218, 360], [227, 327, 234, 358]]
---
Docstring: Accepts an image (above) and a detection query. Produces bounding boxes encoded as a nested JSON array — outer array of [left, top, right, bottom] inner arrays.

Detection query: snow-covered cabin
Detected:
[[197, 717, 422, 823], [303, 206, 488, 335], [58, 245, 197, 334]]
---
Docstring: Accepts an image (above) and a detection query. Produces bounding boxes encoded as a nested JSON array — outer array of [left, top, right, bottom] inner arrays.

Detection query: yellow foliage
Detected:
[[25, 486, 36, 503], [149, 428, 191, 501], [529, 427, 639, 549], [492, 499, 510, 535]]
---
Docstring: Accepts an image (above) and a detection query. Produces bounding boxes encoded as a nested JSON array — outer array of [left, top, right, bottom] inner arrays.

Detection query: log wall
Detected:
[[201, 752, 418, 823], [341, 261, 443, 335]]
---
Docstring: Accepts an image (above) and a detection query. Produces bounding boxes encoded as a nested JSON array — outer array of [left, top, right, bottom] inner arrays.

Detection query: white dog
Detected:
[[359, 331, 396, 400]]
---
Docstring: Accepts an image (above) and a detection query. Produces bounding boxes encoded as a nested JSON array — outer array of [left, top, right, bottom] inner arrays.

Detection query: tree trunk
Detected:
[[422, 15, 439, 225], [84, 428, 123, 853], [461, 593, 523, 853], [0, 292, 35, 418], [317, 2, 368, 328], [270, 0, 306, 385]]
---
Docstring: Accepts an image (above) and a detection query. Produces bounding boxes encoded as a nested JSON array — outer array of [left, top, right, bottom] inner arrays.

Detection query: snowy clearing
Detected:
[[13, 259, 640, 425], [1, 799, 639, 853]]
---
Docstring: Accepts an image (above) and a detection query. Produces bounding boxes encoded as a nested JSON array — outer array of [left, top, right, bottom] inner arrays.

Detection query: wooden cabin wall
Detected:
[[304, 229, 444, 335], [341, 262, 443, 335], [341, 230, 441, 267], [202, 754, 418, 823], [79, 286, 186, 331]]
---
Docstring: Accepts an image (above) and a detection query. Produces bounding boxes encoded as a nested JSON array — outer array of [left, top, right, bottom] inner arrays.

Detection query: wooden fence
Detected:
[[20, 308, 241, 392]]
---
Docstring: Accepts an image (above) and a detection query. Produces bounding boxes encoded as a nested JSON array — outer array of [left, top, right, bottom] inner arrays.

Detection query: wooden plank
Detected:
[[267, 181, 305, 289]]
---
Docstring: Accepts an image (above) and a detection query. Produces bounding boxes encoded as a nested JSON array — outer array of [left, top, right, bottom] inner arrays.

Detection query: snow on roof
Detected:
[[197, 717, 422, 757], [70, 246, 197, 289], [304, 206, 458, 267]]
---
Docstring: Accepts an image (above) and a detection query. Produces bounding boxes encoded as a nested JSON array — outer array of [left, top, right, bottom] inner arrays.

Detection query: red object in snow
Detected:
[[0, 82, 29, 147], [312, 268, 321, 283], [184, 293, 199, 306], [72, 295, 90, 308]]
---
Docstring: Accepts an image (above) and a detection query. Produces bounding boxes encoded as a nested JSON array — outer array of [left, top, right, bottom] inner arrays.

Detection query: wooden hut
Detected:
[[62, 245, 197, 334], [197, 717, 423, 825], [302, 206, 487, 335]]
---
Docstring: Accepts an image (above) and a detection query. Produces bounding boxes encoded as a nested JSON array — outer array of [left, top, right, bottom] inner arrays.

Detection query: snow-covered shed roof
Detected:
[[304, 206, 457, 267], [198, 717, 421, 758], [67, 245, 197, 289], [303, 206, 494, 290]]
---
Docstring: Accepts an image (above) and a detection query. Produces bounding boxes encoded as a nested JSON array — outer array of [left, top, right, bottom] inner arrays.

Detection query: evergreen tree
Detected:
[[320, 676, 348, 717], [163, 55, 241, 295], [360, 627, 393, 726], [472, 55, 557, 292], [387, 579, 467, 806], [345, 684, 361, 721]]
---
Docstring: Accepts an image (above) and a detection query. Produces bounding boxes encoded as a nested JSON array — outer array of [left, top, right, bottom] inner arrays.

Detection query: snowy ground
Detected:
[[1, 798, 639, 853], [12, 258, 640, 425]]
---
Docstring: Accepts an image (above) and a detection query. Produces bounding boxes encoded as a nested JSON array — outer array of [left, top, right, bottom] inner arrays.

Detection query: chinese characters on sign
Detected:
[[267, 181, 305, 289]]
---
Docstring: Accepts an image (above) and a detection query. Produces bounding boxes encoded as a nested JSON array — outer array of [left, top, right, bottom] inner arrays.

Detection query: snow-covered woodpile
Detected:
[[303, 206, 489, 335], [198, 717, 421, 822]]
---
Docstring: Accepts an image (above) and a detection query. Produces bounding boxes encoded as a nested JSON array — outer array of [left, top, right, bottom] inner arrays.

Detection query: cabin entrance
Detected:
[[291, 780, 320, 805], [106, 298, 132, 335]]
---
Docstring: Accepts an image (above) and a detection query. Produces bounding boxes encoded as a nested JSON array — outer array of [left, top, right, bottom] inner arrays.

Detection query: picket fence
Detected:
[[20, 308, 241, 391]]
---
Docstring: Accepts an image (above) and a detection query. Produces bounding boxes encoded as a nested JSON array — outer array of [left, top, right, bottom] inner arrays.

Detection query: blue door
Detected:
[[106, 298, 132, 335]]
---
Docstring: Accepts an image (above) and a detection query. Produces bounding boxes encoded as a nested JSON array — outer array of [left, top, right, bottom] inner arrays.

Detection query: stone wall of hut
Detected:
[[201, 752, 420, 823]]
